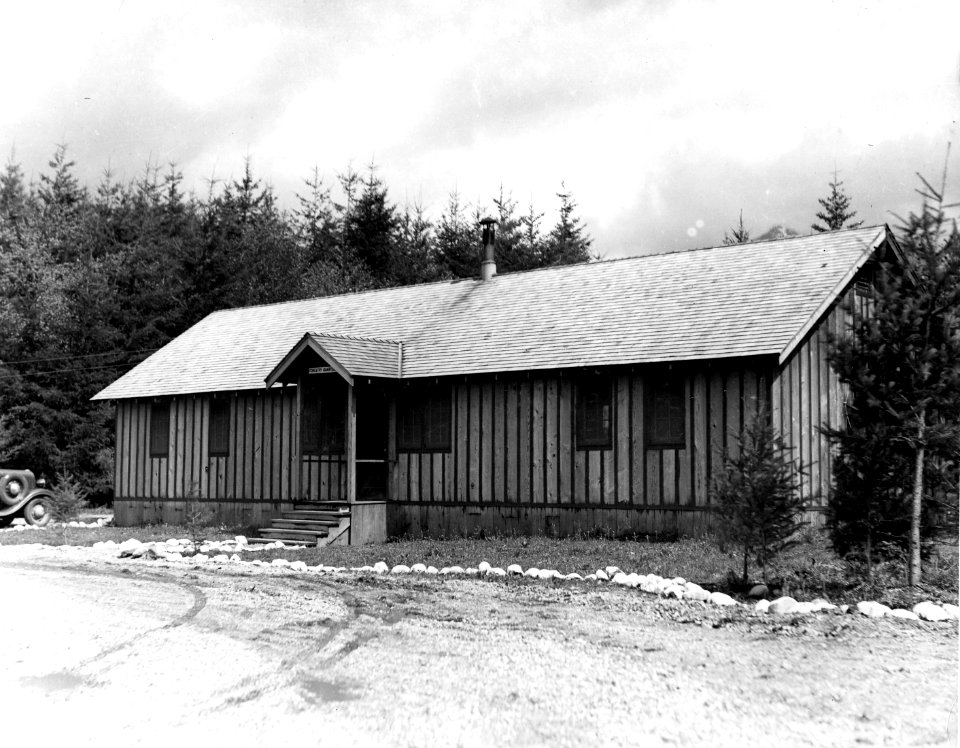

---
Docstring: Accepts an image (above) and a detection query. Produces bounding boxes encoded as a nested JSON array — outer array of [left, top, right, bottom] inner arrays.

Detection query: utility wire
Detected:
[[0, 348, 159, 366], [0, 360, 148, 380]]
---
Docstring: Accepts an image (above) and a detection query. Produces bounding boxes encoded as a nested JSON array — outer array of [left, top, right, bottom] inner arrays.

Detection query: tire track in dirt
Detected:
[[201, 577, 433, 712], [6, 559, 207, 669]]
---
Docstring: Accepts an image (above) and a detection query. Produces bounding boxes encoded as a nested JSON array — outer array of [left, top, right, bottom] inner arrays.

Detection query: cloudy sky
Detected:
[[2, 1, 958, 257]]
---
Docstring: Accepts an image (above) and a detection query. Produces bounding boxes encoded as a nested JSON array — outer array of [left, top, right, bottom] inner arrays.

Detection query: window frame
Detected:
[[208, 397, 231, 457], [644, 374, 686, 449], [575, 376, 613, 450], [397, 383, 452, 453], [149, 402, 170, 458]]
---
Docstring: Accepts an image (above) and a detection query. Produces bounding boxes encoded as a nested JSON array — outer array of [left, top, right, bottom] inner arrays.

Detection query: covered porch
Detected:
[[255, 332, 404, 545]]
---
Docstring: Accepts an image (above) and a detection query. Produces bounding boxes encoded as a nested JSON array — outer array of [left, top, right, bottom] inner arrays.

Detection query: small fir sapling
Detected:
[[712, 407, 808, 584], [184, 482, 213, 553], [50, 471, 89, 541]]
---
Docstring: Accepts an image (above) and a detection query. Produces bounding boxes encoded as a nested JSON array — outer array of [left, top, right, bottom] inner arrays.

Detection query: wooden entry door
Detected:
[[356, 384, 389, 500]]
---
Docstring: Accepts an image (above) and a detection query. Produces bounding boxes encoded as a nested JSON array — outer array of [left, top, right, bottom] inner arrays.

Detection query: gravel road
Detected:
[[2, 544, 956, 747]]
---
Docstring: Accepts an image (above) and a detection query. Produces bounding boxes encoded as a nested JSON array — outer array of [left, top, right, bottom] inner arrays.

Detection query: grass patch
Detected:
[[264, 535, 738, 580], [247, 528, 959, 606], [0, 521, 245, 548]]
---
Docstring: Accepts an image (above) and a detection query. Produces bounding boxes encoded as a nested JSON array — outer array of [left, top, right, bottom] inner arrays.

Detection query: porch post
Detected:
[[294, 377, 302, 501], [388, 392, 398, 500], [346, 383, 356, 504]]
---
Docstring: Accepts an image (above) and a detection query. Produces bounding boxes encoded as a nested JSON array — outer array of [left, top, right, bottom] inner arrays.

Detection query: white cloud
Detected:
[[0, 3, 107, 127], [152, 18, 284, 110], [2, 0, 958, 257]]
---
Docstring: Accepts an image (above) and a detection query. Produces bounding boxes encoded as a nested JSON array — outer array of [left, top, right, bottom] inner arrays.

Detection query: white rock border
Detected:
[[1, 516, 113, 532], [78, 537, 960, 626]]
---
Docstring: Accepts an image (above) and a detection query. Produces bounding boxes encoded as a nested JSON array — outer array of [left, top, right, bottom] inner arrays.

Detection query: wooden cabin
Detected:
[[92, 225, 899, 543]]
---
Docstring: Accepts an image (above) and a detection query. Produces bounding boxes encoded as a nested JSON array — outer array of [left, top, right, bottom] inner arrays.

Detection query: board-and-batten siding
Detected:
[[112, 386, 346, 526], [772, 282, 867, 510], [111, 344, 855, 534], [392, 359, 774, 537]]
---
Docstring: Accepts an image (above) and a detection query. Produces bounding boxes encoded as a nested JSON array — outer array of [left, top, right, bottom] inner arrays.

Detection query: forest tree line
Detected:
[[0, 147, 592, 500]]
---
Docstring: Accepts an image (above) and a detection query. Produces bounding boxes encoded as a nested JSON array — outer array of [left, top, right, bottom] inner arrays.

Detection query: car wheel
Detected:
[[0, 474, 25, 507], [23, 496, 53, 527]]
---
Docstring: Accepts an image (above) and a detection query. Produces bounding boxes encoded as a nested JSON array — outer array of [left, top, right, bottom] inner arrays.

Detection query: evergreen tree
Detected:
[[812, 174, 863, 232], [517, 199, 545, 267], [182, 159, 297, 313], [336, 166, 361, 225], [826, 172, 960, 585], [294, 167, 368, 297], [712, 407, 808, 583], [37, 144, 87, 262], [0, 151, 28, 222], [124, 163, 199, 346], [723, 210, 751, 245], [395, 201, 439, 285], [295, 166, 337, 267], [435, 190, 478, 279], [343, 164, 400, 285], [543, 185, 592, 265], [491, 186, 530, 272]]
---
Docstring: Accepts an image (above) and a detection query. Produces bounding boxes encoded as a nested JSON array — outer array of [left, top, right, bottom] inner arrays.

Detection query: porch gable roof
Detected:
[[264, 333, 403, 388]]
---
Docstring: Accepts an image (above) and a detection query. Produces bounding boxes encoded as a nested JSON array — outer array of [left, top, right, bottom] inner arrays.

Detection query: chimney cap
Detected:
[[479, 216, 498, 226]]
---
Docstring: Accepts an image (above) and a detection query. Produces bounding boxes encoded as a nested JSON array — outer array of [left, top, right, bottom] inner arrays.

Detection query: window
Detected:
[[576, 377, 612, 449], [149, 402, 170, 458], [855, 263, 877, 298], [645, 376, 686, 448], [209, 398, 230, 457], [398, 384, 451, 452], [301, 385, 345, 454]]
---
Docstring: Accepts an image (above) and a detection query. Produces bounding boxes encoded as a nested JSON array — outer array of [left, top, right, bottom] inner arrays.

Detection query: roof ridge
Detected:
[[207, 225, 889, 319], [638, 224, 886, 260], [309, 331, 404, 345]]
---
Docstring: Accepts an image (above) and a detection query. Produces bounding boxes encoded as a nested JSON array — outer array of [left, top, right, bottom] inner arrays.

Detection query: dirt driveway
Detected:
[[2, 544, 956, 747]]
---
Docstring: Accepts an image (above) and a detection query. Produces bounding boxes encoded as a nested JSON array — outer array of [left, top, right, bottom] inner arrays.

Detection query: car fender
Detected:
[[23, 488, 54, 504], [0, 496, 30, 517]]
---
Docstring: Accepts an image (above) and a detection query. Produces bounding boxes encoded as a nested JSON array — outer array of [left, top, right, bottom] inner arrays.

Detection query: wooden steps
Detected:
[[249, 502, 351, 547], [271, 519, 341, 529]]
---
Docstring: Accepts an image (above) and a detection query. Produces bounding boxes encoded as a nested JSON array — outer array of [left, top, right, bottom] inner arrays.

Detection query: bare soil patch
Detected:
[[2, 543, 956, 747]]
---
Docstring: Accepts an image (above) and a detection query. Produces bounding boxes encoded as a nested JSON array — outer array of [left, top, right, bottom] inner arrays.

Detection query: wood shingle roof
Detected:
[[93, 225, 891, 400], [264, 333, 403, 386]]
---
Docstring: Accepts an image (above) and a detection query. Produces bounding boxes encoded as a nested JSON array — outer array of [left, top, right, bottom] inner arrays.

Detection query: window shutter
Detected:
[[209, 399, 230, 457], [149, 403, 170, 458]]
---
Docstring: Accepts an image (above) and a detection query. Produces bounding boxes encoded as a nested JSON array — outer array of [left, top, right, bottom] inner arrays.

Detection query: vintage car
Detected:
[[0, 469, 53, 527]]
